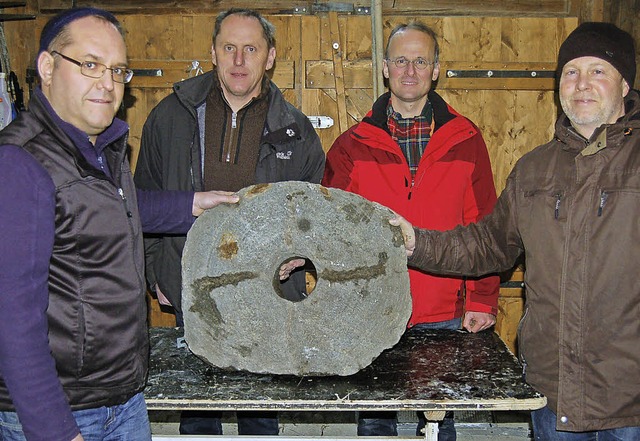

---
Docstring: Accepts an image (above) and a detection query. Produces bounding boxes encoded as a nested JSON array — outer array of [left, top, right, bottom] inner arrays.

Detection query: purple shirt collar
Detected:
[[34, 87, 129, 176]]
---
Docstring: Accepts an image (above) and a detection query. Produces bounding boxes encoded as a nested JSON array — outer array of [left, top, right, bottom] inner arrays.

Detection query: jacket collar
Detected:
[[365, 89, 457, 133], [31, 87, 129, 181], [555, 89, 640, 152], [173, 70, 300, 145]]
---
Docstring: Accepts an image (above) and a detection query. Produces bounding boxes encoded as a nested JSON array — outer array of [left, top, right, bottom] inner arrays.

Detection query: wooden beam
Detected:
[[36, 0, 572, 16], [568, 0, 605, 22], [371, 0, 385, 98], [329, 12, 349, 133]]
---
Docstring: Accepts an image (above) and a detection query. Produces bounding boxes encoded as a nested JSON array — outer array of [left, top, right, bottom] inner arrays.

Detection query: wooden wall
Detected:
[[2, 0, 638, 353]]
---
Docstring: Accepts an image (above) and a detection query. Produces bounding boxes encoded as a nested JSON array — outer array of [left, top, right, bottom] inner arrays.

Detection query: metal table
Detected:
[[145, 327, 545, 440]]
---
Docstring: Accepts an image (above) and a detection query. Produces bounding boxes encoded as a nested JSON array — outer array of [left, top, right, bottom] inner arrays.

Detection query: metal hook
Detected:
[[186, 60, 204, 77]]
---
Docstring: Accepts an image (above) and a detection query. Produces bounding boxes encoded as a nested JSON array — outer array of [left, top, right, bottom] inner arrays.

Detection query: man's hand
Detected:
[[279, 258, 306, 280], [153, 283, 172, 307], [463, 311, 496, 333], [192, 190, 239, 216], [71, 433, 84, 441], [388, 214, 415, 257]]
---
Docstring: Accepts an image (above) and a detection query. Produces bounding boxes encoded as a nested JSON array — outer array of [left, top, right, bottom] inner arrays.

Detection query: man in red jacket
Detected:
[[322, 21, 500, 440]]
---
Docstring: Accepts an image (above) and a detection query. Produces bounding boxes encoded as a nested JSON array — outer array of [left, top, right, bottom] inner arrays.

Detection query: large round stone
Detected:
[[182, 181, 411, 376]]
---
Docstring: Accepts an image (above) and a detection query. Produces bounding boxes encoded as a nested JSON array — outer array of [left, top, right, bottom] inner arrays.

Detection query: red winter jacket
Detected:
[[323, 91, 499, 326]]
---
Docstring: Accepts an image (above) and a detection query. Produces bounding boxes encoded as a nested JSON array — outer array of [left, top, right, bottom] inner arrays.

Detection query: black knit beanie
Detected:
[[557, 22, 636, 88], [39, 7, 120, 55]]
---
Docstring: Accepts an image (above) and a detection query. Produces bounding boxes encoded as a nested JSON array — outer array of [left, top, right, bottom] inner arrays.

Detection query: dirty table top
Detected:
[[145, 327, 545, 412]]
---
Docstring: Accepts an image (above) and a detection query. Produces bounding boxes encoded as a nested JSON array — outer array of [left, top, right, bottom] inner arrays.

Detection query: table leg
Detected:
[[421, 410, 446, 441]]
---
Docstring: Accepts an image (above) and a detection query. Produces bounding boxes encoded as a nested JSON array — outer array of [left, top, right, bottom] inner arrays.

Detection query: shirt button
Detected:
[[560, 416, 568, 423]]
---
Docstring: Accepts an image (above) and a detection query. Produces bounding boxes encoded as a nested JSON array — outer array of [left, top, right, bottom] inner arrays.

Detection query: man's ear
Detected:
[[382, 59, 390, 79], [265, 46, 276, 71], [211, 44, 217, 66], [432, 62, 440, 82], [37, 51, 55, 86], [622, 78, 630, 98]]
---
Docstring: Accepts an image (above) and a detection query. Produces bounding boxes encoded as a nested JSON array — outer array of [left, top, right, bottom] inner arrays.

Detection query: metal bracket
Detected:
[[176, 336, 187, 349], [132, 68, 163, 77], [446, 69, 554, 79], [307, 115, 334, 129]]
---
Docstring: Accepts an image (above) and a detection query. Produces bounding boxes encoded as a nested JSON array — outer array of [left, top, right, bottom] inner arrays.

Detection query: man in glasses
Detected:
[[391, 22, 640, 441], [0, 7, 238, 441], [322, 22, 499, 439]]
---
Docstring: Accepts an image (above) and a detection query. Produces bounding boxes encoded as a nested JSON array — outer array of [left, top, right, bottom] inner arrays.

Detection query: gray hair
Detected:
[[385, 21, 440, 64], [213, 8, 276, 50]]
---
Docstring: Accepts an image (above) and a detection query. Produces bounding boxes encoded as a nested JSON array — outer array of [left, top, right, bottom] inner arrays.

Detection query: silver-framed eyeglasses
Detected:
[[385, 57, 435, 70], [51, 50, 134, 84]]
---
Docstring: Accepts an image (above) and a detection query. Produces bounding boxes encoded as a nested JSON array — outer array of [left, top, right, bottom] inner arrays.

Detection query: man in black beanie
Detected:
[[390, 21, 640, 441]]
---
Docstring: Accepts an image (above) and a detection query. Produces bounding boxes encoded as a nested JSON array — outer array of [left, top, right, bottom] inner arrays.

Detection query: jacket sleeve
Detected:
[[409, 167, 524, 278], [321, 131, 354, 190], [461, 134, 500, 315], [0, 146, 80, 441], [134, 106, 166, 291]]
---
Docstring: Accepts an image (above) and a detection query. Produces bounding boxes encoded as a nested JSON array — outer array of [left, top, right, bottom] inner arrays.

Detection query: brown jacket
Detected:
[[409, 89, 640, 432]]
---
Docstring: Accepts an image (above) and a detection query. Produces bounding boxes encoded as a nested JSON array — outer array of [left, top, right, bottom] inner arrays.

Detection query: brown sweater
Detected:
[[203, 73, 270, 191]]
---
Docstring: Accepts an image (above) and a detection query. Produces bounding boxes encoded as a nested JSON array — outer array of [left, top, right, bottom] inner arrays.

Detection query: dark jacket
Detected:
[[323, 91, 499, 325], [0, 90, 147, 438], [134, 70, 325, 314], [409, 89, 640, 432]]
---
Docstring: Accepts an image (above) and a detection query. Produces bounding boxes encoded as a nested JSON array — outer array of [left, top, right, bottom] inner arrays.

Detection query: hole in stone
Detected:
[[274, 257, 318, 302]]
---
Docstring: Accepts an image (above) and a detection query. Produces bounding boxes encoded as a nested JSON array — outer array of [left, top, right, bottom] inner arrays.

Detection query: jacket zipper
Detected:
[[118, 188, 133, 218], [554, 193, 562, 220], [597, 190, 608, 216], [518, 306, 530, 381]]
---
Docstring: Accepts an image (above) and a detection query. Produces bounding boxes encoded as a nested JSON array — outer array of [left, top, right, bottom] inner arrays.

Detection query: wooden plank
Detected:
[[37, 0, 571, 16], [439, 77, 555, 91], [121, 14, 215, 60], [306, 59, 373, 89], [328, 12, 349, 133], [345, 88, 374, 122], [272, 15, 302, 106], [127, 60, 294, 89], [147, 292, 177, 328], [495, 296, 524, 354]]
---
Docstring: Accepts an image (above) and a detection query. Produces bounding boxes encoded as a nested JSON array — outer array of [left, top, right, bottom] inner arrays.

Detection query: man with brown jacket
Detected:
[[391, 22, 640, 440]]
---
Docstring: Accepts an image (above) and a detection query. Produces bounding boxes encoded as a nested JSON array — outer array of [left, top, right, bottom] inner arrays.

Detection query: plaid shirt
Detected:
[[387, 100, 434, 183]]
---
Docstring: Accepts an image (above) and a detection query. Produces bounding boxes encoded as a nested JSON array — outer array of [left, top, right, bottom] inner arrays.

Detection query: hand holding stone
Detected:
[[388, 213, 416, 257], [279, 258, 306, 280], [192, 190, 239, 216]]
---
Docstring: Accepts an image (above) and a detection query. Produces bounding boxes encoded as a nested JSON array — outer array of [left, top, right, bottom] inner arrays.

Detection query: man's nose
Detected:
[[97, 69, 115, 90], [576, 72, 591, 90], [234, 51, 245, 66]]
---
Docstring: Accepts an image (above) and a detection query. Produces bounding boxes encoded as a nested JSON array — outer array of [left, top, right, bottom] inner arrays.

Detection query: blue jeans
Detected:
[[532, 405, 640, 441], [0, 392, 151, 441], [357, 318, 461, 440]]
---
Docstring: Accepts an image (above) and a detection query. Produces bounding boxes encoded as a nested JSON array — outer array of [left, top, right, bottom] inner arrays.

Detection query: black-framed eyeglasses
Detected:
[[385, 57, 435, 71], [51, 50, 134, 84]]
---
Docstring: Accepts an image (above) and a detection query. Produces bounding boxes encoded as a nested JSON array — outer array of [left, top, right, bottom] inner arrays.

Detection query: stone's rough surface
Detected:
[[182, 181, 411, 376]]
